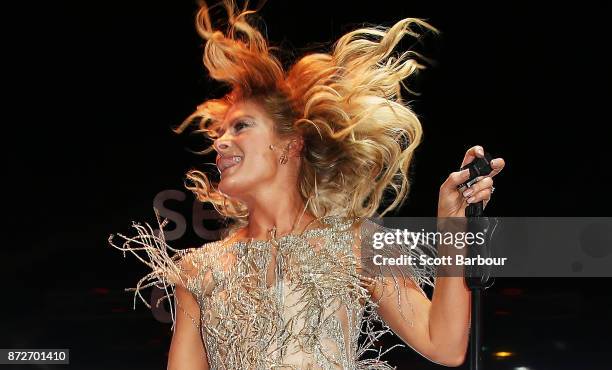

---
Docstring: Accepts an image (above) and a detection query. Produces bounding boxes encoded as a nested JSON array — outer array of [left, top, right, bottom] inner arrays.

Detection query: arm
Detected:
[[353, 222, 469, 367], [167, 259, 210, 370], [108, 217, 213, 370], [362, 145, 504, 367], [369, 273, 469, 367]]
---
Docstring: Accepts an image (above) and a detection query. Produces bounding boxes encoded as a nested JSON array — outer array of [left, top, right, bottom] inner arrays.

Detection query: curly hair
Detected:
[[173, 0, 439, 229]]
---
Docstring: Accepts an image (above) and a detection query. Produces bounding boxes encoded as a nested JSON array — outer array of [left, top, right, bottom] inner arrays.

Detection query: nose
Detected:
[[213, 133, 232, 154]]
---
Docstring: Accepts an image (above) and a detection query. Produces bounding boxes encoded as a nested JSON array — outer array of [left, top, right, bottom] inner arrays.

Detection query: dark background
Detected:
[[4, 0, 611, 369]]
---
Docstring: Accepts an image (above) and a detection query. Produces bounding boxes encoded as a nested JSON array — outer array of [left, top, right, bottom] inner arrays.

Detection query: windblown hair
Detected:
[[173, 0, 438, 229]]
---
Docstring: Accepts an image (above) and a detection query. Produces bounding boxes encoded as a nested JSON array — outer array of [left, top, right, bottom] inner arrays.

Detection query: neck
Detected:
[[239, 189, 316, 241]]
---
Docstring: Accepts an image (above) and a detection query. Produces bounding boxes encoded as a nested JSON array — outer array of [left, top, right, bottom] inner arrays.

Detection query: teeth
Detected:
[[218, 156, 243, 173]]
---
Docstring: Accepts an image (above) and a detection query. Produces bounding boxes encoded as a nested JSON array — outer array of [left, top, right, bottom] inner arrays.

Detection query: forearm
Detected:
[[428, 218, 471, 364], [428, 275, 470, 363]]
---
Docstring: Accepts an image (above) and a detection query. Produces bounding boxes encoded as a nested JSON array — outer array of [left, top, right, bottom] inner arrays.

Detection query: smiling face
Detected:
[[213, 99, 288, 201]]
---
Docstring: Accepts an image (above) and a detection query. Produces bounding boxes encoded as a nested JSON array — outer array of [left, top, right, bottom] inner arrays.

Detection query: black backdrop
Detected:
[[4, 1, 611, 369]]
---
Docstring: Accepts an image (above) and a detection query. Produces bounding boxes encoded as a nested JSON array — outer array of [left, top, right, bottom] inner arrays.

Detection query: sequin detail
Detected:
[[109, 210, 436, 369]]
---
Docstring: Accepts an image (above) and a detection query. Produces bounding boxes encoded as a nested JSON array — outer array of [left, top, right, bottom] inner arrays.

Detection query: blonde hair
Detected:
[[173, 0, 439, 229]]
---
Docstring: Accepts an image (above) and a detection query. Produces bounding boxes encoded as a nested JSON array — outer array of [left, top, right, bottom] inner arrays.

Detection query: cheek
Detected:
[[219, 137, 278, 194], [239, 134, 277, 172], [244, 145, 277, 176]]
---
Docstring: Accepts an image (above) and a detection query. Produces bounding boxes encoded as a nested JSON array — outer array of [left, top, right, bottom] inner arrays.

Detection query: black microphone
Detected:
[[460, 152, 493, 217]]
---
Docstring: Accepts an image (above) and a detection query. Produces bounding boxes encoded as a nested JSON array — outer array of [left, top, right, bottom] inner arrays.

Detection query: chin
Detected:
[[218, 176, 249, 200]]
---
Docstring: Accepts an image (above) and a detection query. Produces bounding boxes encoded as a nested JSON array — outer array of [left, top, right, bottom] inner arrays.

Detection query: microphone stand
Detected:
[[462, 154, 496, 370]]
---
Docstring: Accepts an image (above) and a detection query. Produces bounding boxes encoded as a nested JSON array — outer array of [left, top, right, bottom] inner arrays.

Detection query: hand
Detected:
[[437, 145, 505, 218]]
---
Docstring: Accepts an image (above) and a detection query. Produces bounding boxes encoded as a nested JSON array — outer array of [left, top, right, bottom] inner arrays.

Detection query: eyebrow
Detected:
[[228, 115, 255, 125], [216, 115, 256, 134]]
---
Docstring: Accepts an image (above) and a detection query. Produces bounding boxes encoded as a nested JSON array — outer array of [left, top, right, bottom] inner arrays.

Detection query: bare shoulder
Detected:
[[175, 234, 242, 295], [179, 235, 236, 268]]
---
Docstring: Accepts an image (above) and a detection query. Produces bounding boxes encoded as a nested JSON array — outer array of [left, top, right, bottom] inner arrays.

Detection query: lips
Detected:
[[216, 155, 243, 173]]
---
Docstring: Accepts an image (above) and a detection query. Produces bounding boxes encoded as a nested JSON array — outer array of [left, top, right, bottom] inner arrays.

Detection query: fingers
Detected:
[[460, 145, 485, 168], [461, 177, 493, 198], [488, 157, 506, 178], [460, 145, 505, 179], [462, 176, 493, 204], [441, 168, 471, 193], [453, 145, 503, 210], [465, 187, 492, 204]]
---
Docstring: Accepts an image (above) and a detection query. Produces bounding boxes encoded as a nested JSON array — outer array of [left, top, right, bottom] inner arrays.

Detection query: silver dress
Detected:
[[109, 212, 436, 369]]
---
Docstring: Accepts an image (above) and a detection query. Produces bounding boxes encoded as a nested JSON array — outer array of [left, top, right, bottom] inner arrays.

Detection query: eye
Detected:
[[233, 120, 251, 132]]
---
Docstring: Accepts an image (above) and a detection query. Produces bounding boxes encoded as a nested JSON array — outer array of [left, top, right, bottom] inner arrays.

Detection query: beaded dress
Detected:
[[109, 210, 436, 369]]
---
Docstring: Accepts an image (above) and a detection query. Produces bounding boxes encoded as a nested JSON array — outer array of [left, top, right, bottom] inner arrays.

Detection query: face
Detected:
[[213, 99, 284, 200]]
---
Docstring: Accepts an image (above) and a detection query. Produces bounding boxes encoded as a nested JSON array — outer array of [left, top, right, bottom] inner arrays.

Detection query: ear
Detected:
[[288, 136, 304, 157]]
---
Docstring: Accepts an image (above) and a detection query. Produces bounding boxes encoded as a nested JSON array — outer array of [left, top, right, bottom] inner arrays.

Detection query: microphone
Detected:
[[460, 152, 493, 217]]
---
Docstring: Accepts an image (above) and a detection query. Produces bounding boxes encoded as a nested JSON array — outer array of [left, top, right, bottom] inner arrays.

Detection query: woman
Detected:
[[110, 1, 505, 369]]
